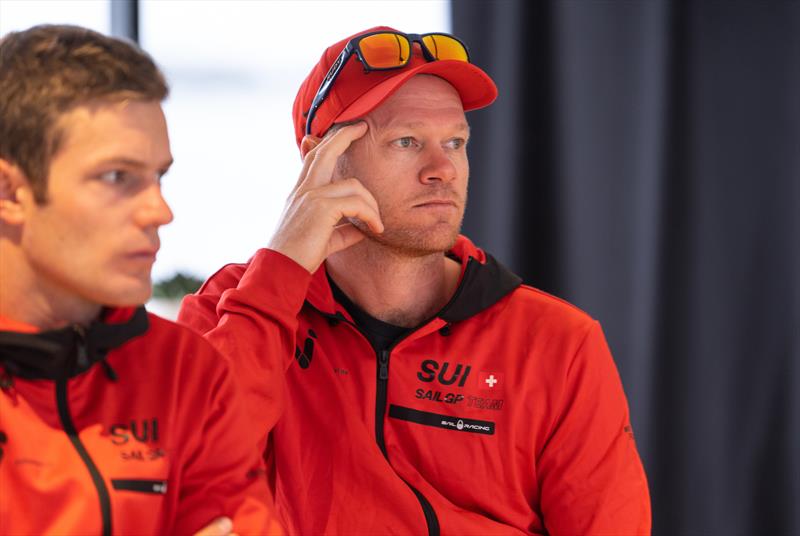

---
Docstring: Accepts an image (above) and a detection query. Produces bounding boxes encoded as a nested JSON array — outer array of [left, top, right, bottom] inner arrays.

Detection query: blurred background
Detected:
[[1, 0, 797, 534]]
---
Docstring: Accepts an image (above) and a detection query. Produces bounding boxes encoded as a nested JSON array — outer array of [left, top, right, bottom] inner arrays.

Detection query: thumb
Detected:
[[193, 517, 233, 536], [328, 222, 368, 257]]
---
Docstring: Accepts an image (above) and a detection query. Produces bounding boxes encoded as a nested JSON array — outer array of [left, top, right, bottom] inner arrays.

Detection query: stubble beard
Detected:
[[355, 218, 462, 257], [349, 190, 467, 257], [335, 153, 466, 257]]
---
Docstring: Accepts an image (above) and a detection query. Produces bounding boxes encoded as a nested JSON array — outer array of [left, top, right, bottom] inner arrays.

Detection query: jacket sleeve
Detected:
[[537, 321, 652, 535], [170, 342, 284, 536], [178, 249, 311, 453]]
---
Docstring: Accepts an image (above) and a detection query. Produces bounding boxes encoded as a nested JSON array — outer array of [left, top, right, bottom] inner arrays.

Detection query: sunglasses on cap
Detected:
[[305, 30, 471, 136]]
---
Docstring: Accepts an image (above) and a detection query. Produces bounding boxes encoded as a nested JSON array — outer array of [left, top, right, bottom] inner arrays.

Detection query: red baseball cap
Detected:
[[292, 26, 498, 147]]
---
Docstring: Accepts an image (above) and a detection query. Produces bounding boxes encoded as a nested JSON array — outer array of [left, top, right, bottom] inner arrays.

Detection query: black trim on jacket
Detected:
[[0, 307, 148, 380], [56, 378, 113, 536], [438, 253, 522, 323]]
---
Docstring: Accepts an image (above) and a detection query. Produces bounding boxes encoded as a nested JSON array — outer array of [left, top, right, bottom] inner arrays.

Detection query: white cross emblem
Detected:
[[484, 374, 498, 388]]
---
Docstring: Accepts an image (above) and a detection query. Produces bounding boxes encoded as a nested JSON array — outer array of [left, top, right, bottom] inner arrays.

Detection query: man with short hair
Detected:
[[0, 25, 281, 535], [180, 27, 651, 534]]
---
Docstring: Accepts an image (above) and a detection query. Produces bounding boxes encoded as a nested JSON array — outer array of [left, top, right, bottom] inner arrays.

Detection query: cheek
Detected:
[[26, 204, 119, 264], [455, 157, 469, 190], [453, 150, 469, 174], [27, 219, 94, 274]]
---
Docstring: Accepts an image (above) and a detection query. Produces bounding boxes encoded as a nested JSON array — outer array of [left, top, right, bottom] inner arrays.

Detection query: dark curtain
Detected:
[[454, 1, 799, 534]]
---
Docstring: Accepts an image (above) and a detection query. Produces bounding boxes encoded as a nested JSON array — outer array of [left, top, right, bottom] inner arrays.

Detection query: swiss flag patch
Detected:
[[478, 371, 504, 391]]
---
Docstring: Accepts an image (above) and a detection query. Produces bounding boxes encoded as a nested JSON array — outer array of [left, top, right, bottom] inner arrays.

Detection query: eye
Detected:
[[98, 170, 134, 184], [392, 137, 417, 149], [446, 138, 467, 150]]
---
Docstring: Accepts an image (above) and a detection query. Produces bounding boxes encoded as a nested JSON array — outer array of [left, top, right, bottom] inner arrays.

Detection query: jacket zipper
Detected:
[[376, 350, 390, 456], [375, 349, 440, 536], [56, 329, 112, 536], [313, 305, 442, 535]]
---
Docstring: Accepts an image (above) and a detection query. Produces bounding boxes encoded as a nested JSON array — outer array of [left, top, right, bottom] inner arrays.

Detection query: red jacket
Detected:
[[179, 236, 651, 535], [0, 307, 283, 536]]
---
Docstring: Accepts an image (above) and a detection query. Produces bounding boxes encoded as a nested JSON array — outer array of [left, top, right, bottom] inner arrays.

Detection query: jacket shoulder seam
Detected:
[[515, 284, 597, 321], [196, 261, 249, 294]]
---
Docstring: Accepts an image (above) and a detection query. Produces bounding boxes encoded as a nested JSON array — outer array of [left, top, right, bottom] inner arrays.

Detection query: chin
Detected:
[[370, 225, 460, 257], [90, 278, 153, 308]]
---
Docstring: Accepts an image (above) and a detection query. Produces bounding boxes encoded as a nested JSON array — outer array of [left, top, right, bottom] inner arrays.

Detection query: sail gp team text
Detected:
[[414, 389, 504, 411]]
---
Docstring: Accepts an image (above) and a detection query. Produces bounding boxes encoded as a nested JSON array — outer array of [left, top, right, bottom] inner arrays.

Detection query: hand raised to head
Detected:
[[268, 122, 383, 273]]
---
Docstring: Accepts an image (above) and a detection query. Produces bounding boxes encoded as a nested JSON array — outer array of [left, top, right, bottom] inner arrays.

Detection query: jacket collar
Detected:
[[0, 306, 148, 380], [305, 235, 522, 323]]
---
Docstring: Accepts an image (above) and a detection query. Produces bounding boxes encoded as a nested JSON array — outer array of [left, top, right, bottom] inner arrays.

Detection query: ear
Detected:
[[300, 135, 323, 159], [0, 159, 32, 226]]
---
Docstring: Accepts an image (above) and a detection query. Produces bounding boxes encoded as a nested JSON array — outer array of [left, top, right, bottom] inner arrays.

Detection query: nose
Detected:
[[418, 145, 458, 184], [135, 183, 174, 228]]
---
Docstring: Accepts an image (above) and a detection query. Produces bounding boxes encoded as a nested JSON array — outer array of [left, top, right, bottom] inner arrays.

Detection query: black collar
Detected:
[[0, 306, 149, 380], [438, 252, 522, 323], [317, 252, 522, 327]]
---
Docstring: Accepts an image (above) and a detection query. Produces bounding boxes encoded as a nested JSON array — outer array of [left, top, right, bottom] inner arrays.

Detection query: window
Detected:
[[140, 1, 450, 286], [2, 1, 450, 317], [0, 0, 109, 34]]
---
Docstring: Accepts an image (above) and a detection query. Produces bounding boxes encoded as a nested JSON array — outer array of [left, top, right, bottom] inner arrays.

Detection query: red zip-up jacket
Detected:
[[0, 307, 283, 536], [179, 235, 651, 535]]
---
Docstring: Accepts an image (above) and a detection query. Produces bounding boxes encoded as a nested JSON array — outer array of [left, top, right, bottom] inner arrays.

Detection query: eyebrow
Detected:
[[95, 157, 174, 171], [383, 121, 471, 134]]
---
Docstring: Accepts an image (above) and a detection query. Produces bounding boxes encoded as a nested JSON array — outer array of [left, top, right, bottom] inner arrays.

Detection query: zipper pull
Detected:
[[0, 370, 12, 390], [0, 369, 16, 402], [73, 324, 89, 368], [378, 350, 389, 380]]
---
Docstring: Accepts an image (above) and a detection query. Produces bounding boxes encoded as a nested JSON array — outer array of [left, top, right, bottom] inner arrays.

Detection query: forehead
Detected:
[[52, 100, 171, 166], [366, 75, 467, 130]]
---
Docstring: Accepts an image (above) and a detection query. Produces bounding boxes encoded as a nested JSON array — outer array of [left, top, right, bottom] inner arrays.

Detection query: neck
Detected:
[[325, 239, 461, 328], [0, 242, 101, 330]]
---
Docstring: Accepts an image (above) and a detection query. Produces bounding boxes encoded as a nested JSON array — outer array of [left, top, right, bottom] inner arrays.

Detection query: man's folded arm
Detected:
[[172, 344, 284, 536]]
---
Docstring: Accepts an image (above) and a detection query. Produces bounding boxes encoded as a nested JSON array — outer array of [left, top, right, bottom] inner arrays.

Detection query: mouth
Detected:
[[126, 249, 159, 262], [412, 199, 458, 209]]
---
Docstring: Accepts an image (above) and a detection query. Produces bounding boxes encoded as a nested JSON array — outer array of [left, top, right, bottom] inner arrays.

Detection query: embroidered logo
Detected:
[[295, 329, 317, 369], [110, 418, 159, 445], [478, 371, 504, 391], [108, 419, 166, 462], [388, 405, 496, 435], [417, 359, 472, 386], [415, 360, 506, 410], [112, 478, 168, 494]]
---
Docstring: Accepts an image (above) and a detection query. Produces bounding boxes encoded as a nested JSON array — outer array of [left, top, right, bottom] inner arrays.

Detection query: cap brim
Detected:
[[334, 60, 498, 125]]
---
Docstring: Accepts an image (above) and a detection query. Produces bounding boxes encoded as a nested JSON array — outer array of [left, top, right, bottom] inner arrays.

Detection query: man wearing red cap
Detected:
[[180, 27, 651, 535]]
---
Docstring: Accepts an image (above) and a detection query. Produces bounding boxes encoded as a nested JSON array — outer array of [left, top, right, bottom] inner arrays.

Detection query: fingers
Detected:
[[268, 182, 383, 273], [268, 122, 381, 273], [325, 194, 383, 234], [306, 178, 380, 220], [192, 517, 233, 536], [298, 122, 368, 192], [290, 142, 320, 197]]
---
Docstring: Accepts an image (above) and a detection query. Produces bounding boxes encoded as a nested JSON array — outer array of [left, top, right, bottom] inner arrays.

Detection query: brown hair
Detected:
[[0, 24, 169, 202]]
